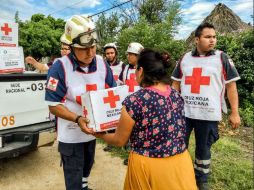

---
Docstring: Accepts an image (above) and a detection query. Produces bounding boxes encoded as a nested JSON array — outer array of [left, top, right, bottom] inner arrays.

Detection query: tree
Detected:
[[135, 0, 181, 26], [19, 14, 65, 59], [136, 0, 168, 24], [116, 0, 185, 65], [14, 11, 22, 25], [96, 12, 120, 53]]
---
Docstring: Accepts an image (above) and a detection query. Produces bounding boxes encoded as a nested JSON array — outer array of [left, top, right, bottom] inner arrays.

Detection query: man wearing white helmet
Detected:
[[45, 15, 116, 190], [25, 34, 71, 73], [102, 43, 125, 152], [119, 42, 143, 166], [119, 42, 144, 93], [103, 43, 124, 86]]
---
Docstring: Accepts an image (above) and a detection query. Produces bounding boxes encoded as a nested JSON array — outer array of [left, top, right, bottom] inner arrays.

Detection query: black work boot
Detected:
[[197, 182, 209, 190], [103, 145, 113, 152], [123, 158, 128, 165], [82, 187, 92, 190]]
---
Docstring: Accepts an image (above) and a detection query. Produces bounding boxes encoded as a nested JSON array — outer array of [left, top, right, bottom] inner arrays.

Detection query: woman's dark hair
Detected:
[[137, 48, 171, 87], [195, 22, 215, 37]]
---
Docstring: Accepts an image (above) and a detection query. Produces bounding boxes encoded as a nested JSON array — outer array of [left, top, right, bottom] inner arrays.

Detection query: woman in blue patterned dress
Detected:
[[93, 49, 197, 190]]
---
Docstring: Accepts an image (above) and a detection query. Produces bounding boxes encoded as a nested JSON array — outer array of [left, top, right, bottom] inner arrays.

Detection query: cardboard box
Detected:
[[0, 21, 18, 47], [0, 47, 25, 74], [81, 85, 129, 132]]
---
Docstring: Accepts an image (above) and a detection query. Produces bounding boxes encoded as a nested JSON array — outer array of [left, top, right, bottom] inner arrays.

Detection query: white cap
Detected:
[[126, 42, 144, 55]]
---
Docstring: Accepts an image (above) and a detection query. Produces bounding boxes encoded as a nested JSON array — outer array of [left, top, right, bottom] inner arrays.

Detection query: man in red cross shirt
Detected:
[[119, 42, 144, 93], [171, 22, 241, 190], [45, 15, 116, 190]]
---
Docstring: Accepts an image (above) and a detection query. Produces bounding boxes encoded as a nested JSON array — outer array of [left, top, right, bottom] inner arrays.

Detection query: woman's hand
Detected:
[[93, 131, 107, 138]]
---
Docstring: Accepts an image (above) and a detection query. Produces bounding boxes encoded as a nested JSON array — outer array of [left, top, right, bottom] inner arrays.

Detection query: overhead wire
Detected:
[[88, 0, 132, 18], [105, 0, 135, 23], [48, 0, 85, 16]]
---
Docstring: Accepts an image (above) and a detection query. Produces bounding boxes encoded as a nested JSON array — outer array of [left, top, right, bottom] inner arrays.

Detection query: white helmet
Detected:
[[61, 15, 98, 48], [103, 43, 117, 52], [126, 42, 144, 55], [60, 34, 71, 45]]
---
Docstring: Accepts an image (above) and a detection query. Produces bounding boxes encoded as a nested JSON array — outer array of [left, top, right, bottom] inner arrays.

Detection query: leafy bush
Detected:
[[18, 14, 65, 59], [239, 98, 254, 128], [217, 30, 254, 127]]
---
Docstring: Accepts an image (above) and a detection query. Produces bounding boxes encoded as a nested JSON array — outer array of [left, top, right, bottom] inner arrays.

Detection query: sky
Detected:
[[0, 0, 253, 39]]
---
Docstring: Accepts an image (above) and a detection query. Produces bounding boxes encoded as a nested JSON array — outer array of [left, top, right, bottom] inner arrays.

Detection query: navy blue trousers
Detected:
[[59, 140, 96, 190], [185, 118, 219, 183]]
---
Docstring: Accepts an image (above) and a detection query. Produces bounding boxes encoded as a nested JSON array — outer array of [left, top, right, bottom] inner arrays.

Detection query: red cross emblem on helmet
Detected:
[[66, 26, 72, 35]]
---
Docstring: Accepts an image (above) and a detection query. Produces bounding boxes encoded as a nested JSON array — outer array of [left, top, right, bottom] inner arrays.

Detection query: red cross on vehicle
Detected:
[[125, 73, 138, 92], [103, 90, 120, 108], [185, 68, 210, 94], [76, 84, 98, 105], [1, 23, 12, 35]]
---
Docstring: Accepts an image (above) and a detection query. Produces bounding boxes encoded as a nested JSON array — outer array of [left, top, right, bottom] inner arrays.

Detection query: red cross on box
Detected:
[[103, 90, 120, 108], [125, 73, 138, 92], [83, 106, 88, 117], [76, 84, 98, 105], [1, 23, 12, 35], [185, 68, 210, 94], [76, 96, 82, 105]]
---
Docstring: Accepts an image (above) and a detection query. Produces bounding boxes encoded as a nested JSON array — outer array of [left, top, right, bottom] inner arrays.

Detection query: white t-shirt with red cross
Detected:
[[110, 61, 124, 86], [122, 64, 140, 94], [171, 50, 240, 121], [59, 55, 107, 143]]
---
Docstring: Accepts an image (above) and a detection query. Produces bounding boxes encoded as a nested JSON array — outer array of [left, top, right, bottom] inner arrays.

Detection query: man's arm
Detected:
[[25, 56, 48, 72], [49, 104, 77, 123], [49, 104, 93, 134], [226, 81, 241, 129], [93, 106, 135, 146]]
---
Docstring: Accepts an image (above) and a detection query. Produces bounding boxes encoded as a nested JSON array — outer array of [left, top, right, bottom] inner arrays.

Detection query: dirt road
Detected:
[[0, 142, 127, 190]]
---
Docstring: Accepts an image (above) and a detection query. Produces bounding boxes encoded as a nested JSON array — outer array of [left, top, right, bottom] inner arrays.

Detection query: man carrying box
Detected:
[[45, 15, 116, 190]]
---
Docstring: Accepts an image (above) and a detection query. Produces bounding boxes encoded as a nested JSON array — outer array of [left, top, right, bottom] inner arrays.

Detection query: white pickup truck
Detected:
[[0, 72, 55, 159]]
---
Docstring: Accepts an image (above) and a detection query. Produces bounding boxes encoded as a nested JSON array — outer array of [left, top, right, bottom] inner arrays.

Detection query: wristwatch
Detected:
[[75, 115, 82, 124]]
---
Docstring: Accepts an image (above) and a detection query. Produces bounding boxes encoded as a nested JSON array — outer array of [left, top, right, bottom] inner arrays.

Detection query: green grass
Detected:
[[97, 134, 253, 190], [182, 135, 253, 190]]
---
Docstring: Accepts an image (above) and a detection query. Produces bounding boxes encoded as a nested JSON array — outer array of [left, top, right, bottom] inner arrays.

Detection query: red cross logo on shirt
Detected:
[[125, 73, 138, 92], [113, 75, 119, 81], [50, 78, 57, 85], [86, 84, 97, 91], [46, 77, 59, 91], [1, 23, 12, 35], [103, 90, 120, 108], [185, 68, 210, 94], [76, 84, 98, 105]]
